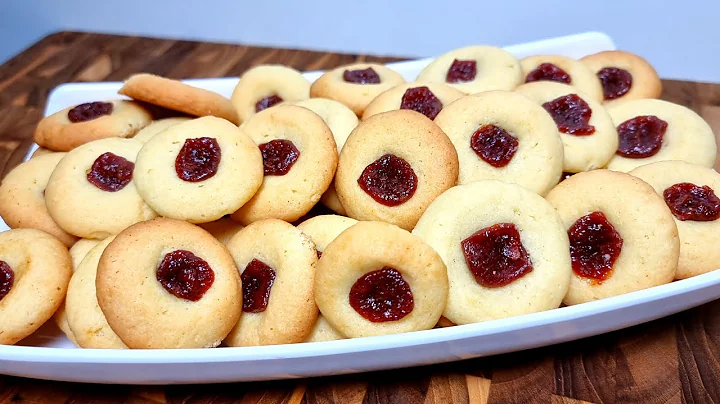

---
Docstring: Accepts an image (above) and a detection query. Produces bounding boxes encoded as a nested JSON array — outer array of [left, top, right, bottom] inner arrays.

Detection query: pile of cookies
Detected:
[[0, 46, 717, 350]]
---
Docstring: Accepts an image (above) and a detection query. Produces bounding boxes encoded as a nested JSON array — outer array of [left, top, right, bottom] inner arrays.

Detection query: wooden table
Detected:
[[1, 32, 720, 404]]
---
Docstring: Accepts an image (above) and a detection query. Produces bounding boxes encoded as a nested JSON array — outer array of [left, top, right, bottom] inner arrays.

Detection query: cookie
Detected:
[[362, 82, 465, 121], [198, 216, 244, 245], [0, 153, 78, 246], [630, 161, 720, 279], [315, 221, 448, 337], [514, 82, 618, 173], [335, 110, 458, 230], [433, 91, 563, 195], [310, 63, 406, 116], [413, 180, 571, 324], [134, 116, 263, 223], [520, 55, 603, 102], [545, 170, 679, 305], [0, 229, 72, 345], [45, 138, 157, 239], [132, 117, 191, 143], [224, 219, 318, 346], [580, 50, 662, 104], [305, 316, 345, 343], [231, 65, 311, 123], [96, 218, 242, 349], [119, 73, 240, 125], [34, 100, 152, 152], [605, 99, 716, 172], [416, 45, 523, 94], [31, 147, 53, 158], [232, 105, 338, 224]]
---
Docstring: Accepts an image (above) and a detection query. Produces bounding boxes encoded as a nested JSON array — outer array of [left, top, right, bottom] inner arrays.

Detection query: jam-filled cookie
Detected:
[[630, 161, 720, 279], [335, 110, 458, 230], [605, 99, 716, 172], [0, 153, 78, 247], [413, 181, 571, 324], [520, 55, 603, 102], [34, 100, 152, 152], [315, 221, 448, 337], [433, 91, 562, 195], [198, 216, 244, 245], [580, 50, 662, 104], [0, 229, 72, 345], [134, 116, 263, 223], [515, 82, 618, 173], [310, 63, 406, 116], [224, 219, 318, 346], [132, 117, 191, 143], [416, 46, 523, 94], [232, 105, 338, 224], [119, 73, 240, 125], [96, 218, 242, 349], [362, 82, 465, 121], [45, 138, 157, 239], [231, 65, 310, 123], [545, 170, 679, 305]]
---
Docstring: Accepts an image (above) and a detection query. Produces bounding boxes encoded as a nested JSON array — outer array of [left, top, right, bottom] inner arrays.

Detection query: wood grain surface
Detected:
[[1, 31, 720, 404]]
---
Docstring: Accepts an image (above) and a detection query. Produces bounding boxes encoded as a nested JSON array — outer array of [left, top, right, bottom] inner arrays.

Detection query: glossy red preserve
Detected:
[[525, 63, 571, 84], [0, 261, 13, 302], [357, 154, 417, 207], [86, 152, 135, 192], [542, 94, 596, 135], [349, 267, 414, 322], [156, 250, 215, 301], [567, 212, 623, 282], [461, 223, 533, 288], [343, 68, 381, 84], [616, 115, 668, 158], [175, 137, 222, 182], [597, 67, 633, 100], [241, 259, 277, 313], [446, 59, 477, 83], [400, 86, 443, 120], [68, 101, 113, 123], [470, 124, 518, 168], [663, 182, 720, 222], [255, 95, 283, 112], [259, 139, 300, 176]]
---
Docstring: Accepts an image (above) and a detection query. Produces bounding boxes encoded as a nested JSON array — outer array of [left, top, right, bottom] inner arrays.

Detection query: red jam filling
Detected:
[[357, 154, 417, 207], [156, 250, 215, 301], [349, 267, 414, 322], [255, 95, 283, 112], [86, 152, 134, 192], [259, 139, 300, 176], [175, 137, 222, 182], [597, 67, 633, 100], [343, 68, 381, 84], [67, 101, 114, 123], [461, 223, 533, 288], [241, 259, 276, 313], [316, 250, 323, 259], [446, 59, 477, 83], [663, 183, 720, 222], [542, 94, 596, 135], [400, 86, 443, 120], [568, 212, 623, 282], [470, 124, 519, 168], [525, 63, 571, 84], [616, 115, 668, 158], [0, 261, 14, 302]]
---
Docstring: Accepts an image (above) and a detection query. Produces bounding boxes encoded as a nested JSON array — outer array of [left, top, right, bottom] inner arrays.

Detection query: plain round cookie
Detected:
[[231, 65, 310, 123], [0, 153, 78, 246], [605, 99, 716, 172], [629, 161, 720, 279], [580, 50, 662, 104], [224, 219, 318, 346], [545, 170, 679, 305], [134, 116, 264, 223], [310, 63, 406, 116], [362, 82, 465, 120], [232, 105, 338, 224], [336, 110, 458, 230], [514, 81, 618, 172], [0, 229, 72, 345], [520, 55, 603, 102], [413, 181, 571, 324], [315, 221, 448, 337], [132, 117, 191, 143], [198, 217, 244, 245], [119, 73, 240, 125], [433, 91, 563, 195], [45, 138, 157, 239], [34, 100, 152, 152], [96, 218, 242, 349], [304, 316, 345, 342]]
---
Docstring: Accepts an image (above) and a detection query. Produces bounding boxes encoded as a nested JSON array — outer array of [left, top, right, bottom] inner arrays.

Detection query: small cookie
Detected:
[[231, 65, 311, 123], [605, 99, 716, 172], [132, 117, 191, 143], [119, 73, 240, 125], [31, 147, 53, 158], [96, 218, 242, 349], [362, 82, 465, 121], [134, 116, 264, 223], [45, 138, 157, 239], [34, 100, 152, 152], [545, 170, 679, 305], [0, 153, 78, 246], [232, 105, 338, 224], [433, 91, 563, 195], [515, 82, 618, 173], [416, 45, 523, 94], [336, 110, 458, 230], [0, 229, 72, 345], [315, 221, 448, 337], [310, 63, 406, 116], [198, 217, 244, 245], [413, 181, 571, 324], [630, 161, 720, 279], [520, 55, 603, 102], [304, 316, 345, 343], [580, 50, 662, 104], [224, 219, 318, 346]]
